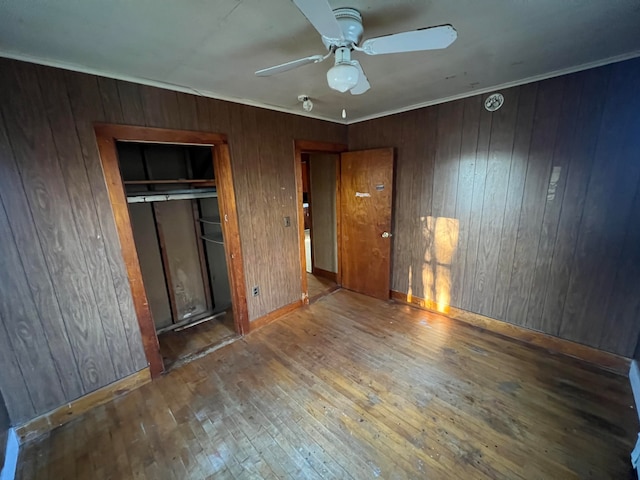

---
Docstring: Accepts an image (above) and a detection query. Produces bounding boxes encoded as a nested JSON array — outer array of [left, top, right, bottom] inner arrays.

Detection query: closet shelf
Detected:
[[124, 179, 215, 186], [127, 188, 217, 203], [199, 216, 222, 225], [201, 233, 224, 245]]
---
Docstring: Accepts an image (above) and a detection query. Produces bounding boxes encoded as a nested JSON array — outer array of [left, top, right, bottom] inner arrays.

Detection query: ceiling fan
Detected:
[[255, 0, 457, 95]]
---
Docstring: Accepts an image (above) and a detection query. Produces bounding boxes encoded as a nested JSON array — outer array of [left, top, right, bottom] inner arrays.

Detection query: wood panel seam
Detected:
[[0, 92, 84, 405]]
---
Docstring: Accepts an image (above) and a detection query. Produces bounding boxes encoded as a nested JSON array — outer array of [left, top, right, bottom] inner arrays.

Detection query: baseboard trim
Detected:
[[312, 267, 338, 283], [390, 290, 630, 375], [16, 367, 151, 444], [250, 300, 303, 332], [0, 429, 18, 480]]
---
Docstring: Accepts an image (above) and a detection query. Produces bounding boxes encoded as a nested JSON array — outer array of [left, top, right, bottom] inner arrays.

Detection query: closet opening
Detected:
[[95, 125, 248, 377], [119, 142, 234, 369]]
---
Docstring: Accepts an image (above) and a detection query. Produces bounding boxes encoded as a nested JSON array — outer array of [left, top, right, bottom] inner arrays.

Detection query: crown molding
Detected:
[[346, 50, 640, 124], [2, 49, 640, 126], [0, 50, 346, 125]]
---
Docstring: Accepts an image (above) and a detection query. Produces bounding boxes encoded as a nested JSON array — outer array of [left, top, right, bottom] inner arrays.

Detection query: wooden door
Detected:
[[340, 148, 394, 299]]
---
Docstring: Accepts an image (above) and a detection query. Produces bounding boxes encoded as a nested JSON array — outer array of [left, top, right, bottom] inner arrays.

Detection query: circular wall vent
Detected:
[[484, 93, 504, 112]]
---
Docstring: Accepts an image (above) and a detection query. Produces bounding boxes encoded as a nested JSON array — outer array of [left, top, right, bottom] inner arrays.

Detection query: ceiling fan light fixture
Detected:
[[256, 1, 458, 98], [327, 63, 359, 93]]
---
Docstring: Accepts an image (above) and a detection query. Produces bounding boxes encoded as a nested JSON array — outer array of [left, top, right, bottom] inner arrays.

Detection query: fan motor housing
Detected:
[[322, 8, 363, 50]]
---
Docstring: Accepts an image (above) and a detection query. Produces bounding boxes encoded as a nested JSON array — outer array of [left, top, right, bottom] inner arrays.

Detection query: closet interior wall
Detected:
[[117, 142, 231, 332]]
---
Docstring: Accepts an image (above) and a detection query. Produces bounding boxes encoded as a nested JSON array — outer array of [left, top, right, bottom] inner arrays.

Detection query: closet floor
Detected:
[[158, 311, 237, 370]]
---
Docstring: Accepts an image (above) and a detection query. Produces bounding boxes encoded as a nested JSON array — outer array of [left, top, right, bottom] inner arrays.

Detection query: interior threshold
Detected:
[[156, 309, 227, 335], [163, 334, 240, 372]]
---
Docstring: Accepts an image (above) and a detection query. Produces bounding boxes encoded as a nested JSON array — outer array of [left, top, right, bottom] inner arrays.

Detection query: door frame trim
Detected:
[[293, 140, 347, 303], [94, 124, 249, 377]]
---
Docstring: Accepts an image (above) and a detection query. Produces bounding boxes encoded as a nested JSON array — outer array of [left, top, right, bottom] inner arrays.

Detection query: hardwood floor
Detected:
[[158, 311, 237, 370], [307, 273, 337, 302], [17, 290, 636, 479]]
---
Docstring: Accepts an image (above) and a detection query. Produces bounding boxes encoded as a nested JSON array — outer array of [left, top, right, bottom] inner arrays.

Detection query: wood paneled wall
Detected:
[[0, 58, 346, 425], [349, 58, 640, 357], [1, 53, 637, 425]]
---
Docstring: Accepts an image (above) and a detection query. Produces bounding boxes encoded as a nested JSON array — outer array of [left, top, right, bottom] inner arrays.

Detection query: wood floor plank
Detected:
[[234, 365, 355, 479], [293, 307, 539, 477], [223, 345, 365, 478], [317, 297, 633, 462], [16, 290, 636, 479], [263, 323, 521, 479]]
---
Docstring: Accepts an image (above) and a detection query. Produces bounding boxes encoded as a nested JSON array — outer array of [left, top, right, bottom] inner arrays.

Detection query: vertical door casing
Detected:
[[340, 148, 394, 300], [213, 144, 250, 334]]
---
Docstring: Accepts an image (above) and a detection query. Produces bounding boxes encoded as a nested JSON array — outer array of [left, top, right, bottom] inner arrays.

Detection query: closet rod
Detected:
[[201, 234, 224, 245], [127, 190, 218, 203], [199, 216, 222, 225]]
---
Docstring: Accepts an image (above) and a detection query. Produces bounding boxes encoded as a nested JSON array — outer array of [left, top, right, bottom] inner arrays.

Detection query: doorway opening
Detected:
[[295, 141, 347, 303], [302, 152, 339, 300], [96, 125, 248, 377]]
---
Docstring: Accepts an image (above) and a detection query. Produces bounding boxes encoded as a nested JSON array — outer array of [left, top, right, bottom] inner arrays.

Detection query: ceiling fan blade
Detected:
[[255, 54, 325, 77], [361, 25, 457, 55], [350, 61, 370, 95], [292, 0, 344, 42]]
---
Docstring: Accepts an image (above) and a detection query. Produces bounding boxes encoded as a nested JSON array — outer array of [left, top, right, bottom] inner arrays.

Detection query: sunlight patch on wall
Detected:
[[421, 216, 459, 313]]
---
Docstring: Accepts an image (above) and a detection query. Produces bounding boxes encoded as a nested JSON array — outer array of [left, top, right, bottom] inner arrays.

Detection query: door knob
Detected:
[[381, 232, 392, 238]]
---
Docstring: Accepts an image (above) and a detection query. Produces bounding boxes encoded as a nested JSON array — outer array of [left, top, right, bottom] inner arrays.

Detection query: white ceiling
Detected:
[[1, 0, 640, 124]]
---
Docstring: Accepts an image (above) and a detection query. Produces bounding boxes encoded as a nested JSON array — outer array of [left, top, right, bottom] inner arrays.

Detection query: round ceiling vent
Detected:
[[484, 93, 504, 112]]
